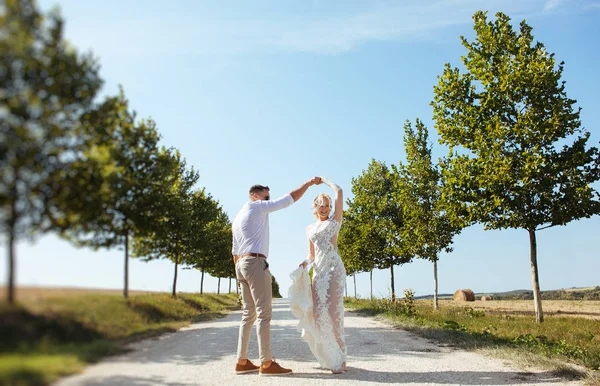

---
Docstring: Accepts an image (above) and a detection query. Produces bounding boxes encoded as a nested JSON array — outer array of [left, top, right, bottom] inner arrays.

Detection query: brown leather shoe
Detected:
[[259, 360, 293, 376], [235, 360, 260, 374]]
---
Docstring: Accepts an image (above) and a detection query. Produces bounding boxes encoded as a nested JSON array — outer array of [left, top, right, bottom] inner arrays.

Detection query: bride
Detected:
[[291, 177, 347, 374]]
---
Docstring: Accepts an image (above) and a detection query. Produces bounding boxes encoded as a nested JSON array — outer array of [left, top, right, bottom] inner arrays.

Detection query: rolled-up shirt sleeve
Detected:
[[258, 193, 294, 214]]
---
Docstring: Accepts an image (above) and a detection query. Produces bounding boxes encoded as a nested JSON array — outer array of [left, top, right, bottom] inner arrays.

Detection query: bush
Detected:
[[370, 288, 416, 317]]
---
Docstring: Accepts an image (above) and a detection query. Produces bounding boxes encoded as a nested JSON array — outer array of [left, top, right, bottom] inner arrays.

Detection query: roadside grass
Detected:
[[345, 296, 600, 385], [0, 292, 239, 386]]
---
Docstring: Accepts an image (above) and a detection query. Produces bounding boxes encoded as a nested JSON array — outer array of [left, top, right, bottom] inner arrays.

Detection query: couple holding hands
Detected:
[[232, 176, 347, 375]]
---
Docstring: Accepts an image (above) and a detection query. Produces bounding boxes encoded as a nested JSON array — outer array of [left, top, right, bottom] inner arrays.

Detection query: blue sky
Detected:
[[3, 0, 599, 299]]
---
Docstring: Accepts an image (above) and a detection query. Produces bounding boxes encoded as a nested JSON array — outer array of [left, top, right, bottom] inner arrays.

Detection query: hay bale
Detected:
[[453, 289, 475, 302], [481, 295, 493, 301]]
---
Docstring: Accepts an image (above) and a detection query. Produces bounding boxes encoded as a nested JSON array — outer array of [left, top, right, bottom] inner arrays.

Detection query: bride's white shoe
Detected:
[[331, 362, 347, 374]]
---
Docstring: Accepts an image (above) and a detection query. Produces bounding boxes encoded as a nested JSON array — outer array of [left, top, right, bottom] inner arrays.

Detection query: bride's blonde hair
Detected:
[[313, 193, 332, 219]]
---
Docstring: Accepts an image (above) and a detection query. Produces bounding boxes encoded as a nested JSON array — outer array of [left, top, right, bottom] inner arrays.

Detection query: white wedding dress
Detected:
[[289, 218, 347, 372]]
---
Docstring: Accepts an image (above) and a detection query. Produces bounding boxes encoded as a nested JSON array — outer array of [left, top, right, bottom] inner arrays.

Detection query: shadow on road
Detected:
[[288, 368, 565, 385], [74, 375, 193, 386]]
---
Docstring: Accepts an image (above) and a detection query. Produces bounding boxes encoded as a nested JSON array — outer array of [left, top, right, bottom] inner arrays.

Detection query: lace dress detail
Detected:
[[302, 218, 347, 371]]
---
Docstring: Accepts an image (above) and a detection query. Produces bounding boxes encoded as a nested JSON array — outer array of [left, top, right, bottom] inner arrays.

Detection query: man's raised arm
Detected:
[[290, 176, 322, 202]]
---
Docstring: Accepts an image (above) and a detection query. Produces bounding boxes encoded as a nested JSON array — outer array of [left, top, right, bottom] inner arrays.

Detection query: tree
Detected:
[[347, 160, 412, 301], [164, 172, 198, 299], [271, 275, 282, 298], [55, 92, 175, 299], [338, 218, 360, 299], [339, 208, 378, 299], [1, 0, 102, 303], [201, 205, 234, 295], [186, 190, 216, 295], [132, 156, 199, 298], [432, 11, 600, 322], [396, 119, 461, 310]]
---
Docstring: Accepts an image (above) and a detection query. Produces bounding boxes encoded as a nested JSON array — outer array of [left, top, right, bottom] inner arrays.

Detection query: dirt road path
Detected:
[[55, 299, 580, 385]]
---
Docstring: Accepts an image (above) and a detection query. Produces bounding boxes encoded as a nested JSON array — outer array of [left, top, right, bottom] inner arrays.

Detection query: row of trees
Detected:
[[339, 11, 600, 323], [1, 0, 236, 303], [339, 119, 459, 311]]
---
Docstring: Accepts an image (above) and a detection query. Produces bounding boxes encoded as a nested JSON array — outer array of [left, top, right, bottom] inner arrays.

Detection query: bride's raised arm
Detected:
[[321, 177, 343, 223]]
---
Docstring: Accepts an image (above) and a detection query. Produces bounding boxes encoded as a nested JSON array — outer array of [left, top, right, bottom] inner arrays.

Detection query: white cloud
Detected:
[[544, 0, 562, 10], [51, 0, 593, 58]]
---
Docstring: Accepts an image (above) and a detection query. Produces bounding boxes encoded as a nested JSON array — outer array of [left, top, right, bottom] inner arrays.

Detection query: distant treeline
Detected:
[[494, 287, 600, 301], [414, 287, 600, 301]]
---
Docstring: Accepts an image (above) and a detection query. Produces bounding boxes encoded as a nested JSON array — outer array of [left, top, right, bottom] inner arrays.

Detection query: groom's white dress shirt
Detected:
[[232, 194, 294, 258]]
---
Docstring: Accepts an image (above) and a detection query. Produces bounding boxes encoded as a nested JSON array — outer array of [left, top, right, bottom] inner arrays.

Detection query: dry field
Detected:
[[428, 298, 600, 320]]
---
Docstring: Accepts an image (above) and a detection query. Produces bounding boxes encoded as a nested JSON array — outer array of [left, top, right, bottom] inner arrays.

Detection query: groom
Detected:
[[232, 177, 321, 376]]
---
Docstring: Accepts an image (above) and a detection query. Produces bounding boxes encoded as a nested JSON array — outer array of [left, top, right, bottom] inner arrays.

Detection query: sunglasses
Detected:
[[256, 193, 270, 201]]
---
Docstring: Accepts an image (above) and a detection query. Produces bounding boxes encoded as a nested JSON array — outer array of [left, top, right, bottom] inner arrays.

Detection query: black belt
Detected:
[[240, 253, 266, 258]]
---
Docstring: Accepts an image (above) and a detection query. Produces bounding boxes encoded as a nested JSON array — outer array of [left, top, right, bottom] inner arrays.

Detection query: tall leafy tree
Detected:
[[133, 158, 199, 298], [56, 92, 174, 298], [396, 119, 461, 310], [338, 221, 360, 299], [1, 0, 102, 303], [339, 208, 378, 299], [348, 160, 412, 301], [432, 11, 600, 322], [165, 173, 197, 299], [200, 205, 233, 295]]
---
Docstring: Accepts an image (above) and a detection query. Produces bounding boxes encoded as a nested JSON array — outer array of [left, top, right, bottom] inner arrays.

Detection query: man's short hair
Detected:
[[249, 185, 270, 195]]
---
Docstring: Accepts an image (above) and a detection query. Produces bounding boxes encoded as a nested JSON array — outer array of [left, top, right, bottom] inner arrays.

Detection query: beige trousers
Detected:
[[235, 256, 273, 363]]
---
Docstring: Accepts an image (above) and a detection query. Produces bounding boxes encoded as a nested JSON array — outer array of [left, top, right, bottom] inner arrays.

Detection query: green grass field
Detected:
[[0, 290, 239, 386], [344, 297, 600, 384]]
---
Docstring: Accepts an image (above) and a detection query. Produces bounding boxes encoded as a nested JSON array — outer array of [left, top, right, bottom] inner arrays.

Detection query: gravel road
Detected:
[[55, 299, 581, 386]]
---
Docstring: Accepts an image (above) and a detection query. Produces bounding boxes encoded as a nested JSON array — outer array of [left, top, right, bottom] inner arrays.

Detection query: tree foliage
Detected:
[[132, 156, 199, 298], [1, 0, 240, 301], [342, 160, 412, 301], [396, 119, 461, 310], [1, 0, 102, 303], [432, 11, 600, 322], [272, 275, 282, 298], [194, 199, 233, 294], [53, 91, 179, 298]]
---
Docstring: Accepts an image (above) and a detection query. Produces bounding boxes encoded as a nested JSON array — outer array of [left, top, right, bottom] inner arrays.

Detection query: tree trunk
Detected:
[[236, 279, 239, 294], [124, 230, 129, 299], [353, 274, 357, 298], [7, 193, 17, 304], [529, 229, 544, 323], [229, 278, 232, 294], [218, 277, 221, 294], [172, 256, 179, 298], [7, 226, 16, 305], [433, 259, 439, 311], [390, 264, 396, 301], [370, 270, 373, 300], [345, 281, 348, 298], [200, 270, 205, 294]]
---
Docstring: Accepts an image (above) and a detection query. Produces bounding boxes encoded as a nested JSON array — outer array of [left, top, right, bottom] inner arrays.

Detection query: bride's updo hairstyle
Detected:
[[313, 193, 332, 219]]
